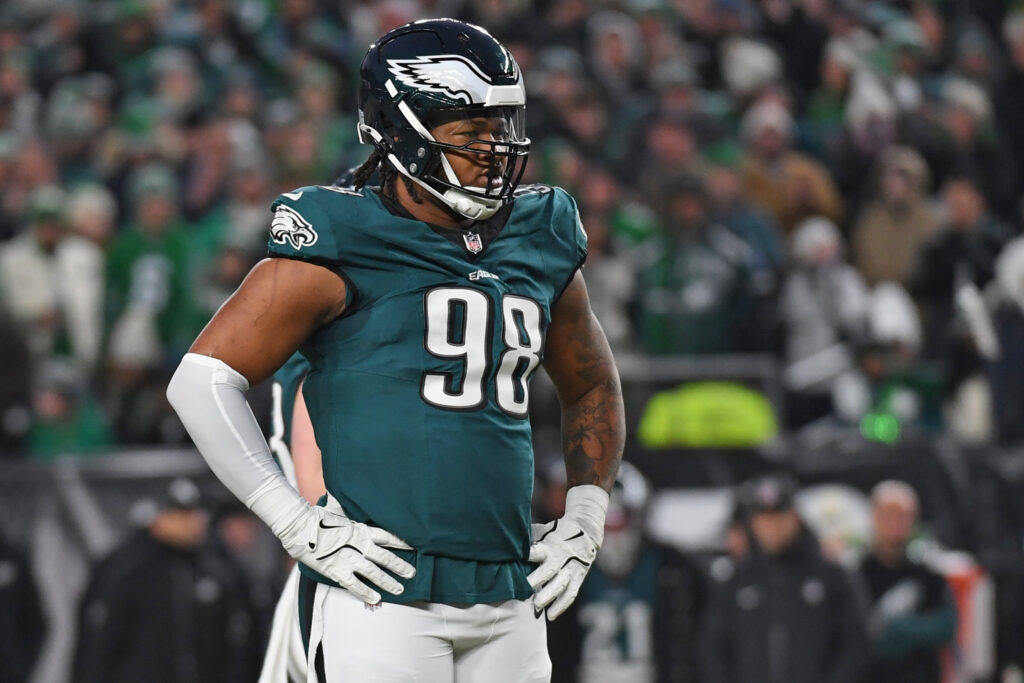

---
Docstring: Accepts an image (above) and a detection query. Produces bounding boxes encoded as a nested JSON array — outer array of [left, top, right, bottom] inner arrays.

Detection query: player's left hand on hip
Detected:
[[527, 484, 609, 621], [528, 518, 599, 619]]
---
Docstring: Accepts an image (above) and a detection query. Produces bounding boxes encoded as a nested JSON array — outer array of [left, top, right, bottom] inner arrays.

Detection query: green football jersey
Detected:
[[266, 183, 587, 604], [267, 352, 311, 489]]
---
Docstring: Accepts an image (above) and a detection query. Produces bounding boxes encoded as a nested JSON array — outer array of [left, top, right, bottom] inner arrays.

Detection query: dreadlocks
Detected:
[[352, 149, 424, 203]]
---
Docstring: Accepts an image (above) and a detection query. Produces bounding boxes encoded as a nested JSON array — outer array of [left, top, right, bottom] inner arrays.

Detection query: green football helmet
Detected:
[[358, 19, 529, 220]]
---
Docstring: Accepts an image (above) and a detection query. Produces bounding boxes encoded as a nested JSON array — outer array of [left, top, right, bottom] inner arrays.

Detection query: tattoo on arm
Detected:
[[559, 315, 625, 493]]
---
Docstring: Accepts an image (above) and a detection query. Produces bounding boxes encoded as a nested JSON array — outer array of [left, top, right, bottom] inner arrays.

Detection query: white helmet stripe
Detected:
[[387, 55, 524, 106], [395, 98, 436, 141], [395, 99, 465, 186]]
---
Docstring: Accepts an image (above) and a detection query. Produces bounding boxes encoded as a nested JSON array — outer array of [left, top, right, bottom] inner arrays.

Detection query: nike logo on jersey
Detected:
[[282, 191, 304, 201], [468, 269, 500, 281]]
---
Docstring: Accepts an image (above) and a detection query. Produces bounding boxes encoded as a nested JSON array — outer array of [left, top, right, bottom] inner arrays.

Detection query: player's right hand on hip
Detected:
[[281, 506, 415, 605]]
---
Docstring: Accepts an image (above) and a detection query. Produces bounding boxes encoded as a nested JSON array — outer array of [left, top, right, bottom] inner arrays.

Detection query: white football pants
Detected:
[[259, 564, 307, 683], [306, 582, 551, 682]]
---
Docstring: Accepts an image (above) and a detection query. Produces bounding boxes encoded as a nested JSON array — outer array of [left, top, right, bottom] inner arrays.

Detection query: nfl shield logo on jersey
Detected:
[[463, 232, 484, 254]]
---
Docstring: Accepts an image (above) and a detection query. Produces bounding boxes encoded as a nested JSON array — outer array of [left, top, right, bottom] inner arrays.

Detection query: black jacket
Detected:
[[0, 536, 46, 683], [859, 554, 957, 683], [72, 531, 261, 683], [700, 532, 870, 683]]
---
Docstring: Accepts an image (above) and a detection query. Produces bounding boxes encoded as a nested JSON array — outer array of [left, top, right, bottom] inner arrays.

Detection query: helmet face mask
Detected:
[[358, 19, 530, 220], [422, 105, 528, 201]]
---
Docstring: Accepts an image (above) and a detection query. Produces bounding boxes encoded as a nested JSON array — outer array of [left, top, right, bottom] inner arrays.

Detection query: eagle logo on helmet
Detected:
[[387, 55, 513, 105], [270, 205, 319, 250]]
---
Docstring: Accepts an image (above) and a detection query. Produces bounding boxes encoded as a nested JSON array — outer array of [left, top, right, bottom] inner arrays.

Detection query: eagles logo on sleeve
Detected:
[[270, 205, 319, 250]]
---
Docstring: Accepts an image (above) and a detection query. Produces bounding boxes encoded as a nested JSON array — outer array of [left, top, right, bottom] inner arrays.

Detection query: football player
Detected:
[[167, 18, 624, 683], [260, 352, 319, 683], [562, 462, 705, 683]]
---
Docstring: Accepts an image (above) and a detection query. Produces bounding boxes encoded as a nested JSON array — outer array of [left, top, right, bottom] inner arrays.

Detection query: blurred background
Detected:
[[1, 0, 1024, 681]]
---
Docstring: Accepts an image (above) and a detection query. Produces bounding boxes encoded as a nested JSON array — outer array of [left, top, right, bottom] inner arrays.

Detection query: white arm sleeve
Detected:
[[166, 353, 308, 538]]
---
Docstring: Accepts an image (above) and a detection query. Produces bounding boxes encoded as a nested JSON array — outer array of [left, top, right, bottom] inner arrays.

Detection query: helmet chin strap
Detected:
[[391, 153, 502, 220], [440, 187, 502, 220]]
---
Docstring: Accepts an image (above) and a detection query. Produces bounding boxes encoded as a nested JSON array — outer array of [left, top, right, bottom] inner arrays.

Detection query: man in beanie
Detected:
[[634, 173, 778, 355], [0, 184, 105, 370], [700, 472, 869, 683], [105, 163, 203, 442], [72, 477, 261, 683]]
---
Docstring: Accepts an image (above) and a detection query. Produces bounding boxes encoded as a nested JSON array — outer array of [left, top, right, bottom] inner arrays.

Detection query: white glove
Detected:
[[166, 354, 416, 606], [528, 485, 608, 620], [275, 502, 416, 605]]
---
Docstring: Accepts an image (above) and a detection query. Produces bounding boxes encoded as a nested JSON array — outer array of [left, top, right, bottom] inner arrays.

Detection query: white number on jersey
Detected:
[[579, 601, 654, 671], [421, 287, 543, 415]]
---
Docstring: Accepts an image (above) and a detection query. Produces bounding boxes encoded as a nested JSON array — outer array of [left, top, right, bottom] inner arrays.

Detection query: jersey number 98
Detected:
[[421, 287, 543, 418]]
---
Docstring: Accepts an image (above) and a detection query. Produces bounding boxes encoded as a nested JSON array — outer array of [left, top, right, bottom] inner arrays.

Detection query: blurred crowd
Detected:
[[0, 0, 1021, 454], [2, 1, 1024, 681], [537, 466, 968, 683], [2, 464, 1003, 683], [1, 0, 1023, 457]]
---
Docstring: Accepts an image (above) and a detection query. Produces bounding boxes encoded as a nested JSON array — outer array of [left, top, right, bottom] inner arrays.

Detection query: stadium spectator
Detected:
[[705, 146, 785, 274], [60, 185, 113, 373], [633, 173, 778, 355], [740, 98, 843, 234], [851, 146, 939, 287], [585, 10, 647, 102], [841, 283, 943, 436], [575, 164, 651, 352], [859, 480, 957, 683], [0, 309, 30, 456], [759, 0, 831, 100], [647, 58, 721, 144], [983, 238, 1024, 446], [0, 530, 46, 683], [106, 162, 201, 367], [0, 185, 103, 368], [934, 78, 1017, 220], [718, 36, 783, 107], [635, 115, 702, 205], [191, 154, 274, 268], [779, 216, 870, 427], [0, 47, 41, 139], [292, 60, 358, 176], [908, 176, 1011, 363], [700, 472, 869, 683], [29, 358, 111, 459], [105, 163, 202, 443], [181, 116, 240, 221], [996, 10, 1024, 202], [828, 72, 900, 214], [72, 477, 261, 683], [547, 462, 704, 683], [802, 37, 859, 163], [0, 133, 21, 240]]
